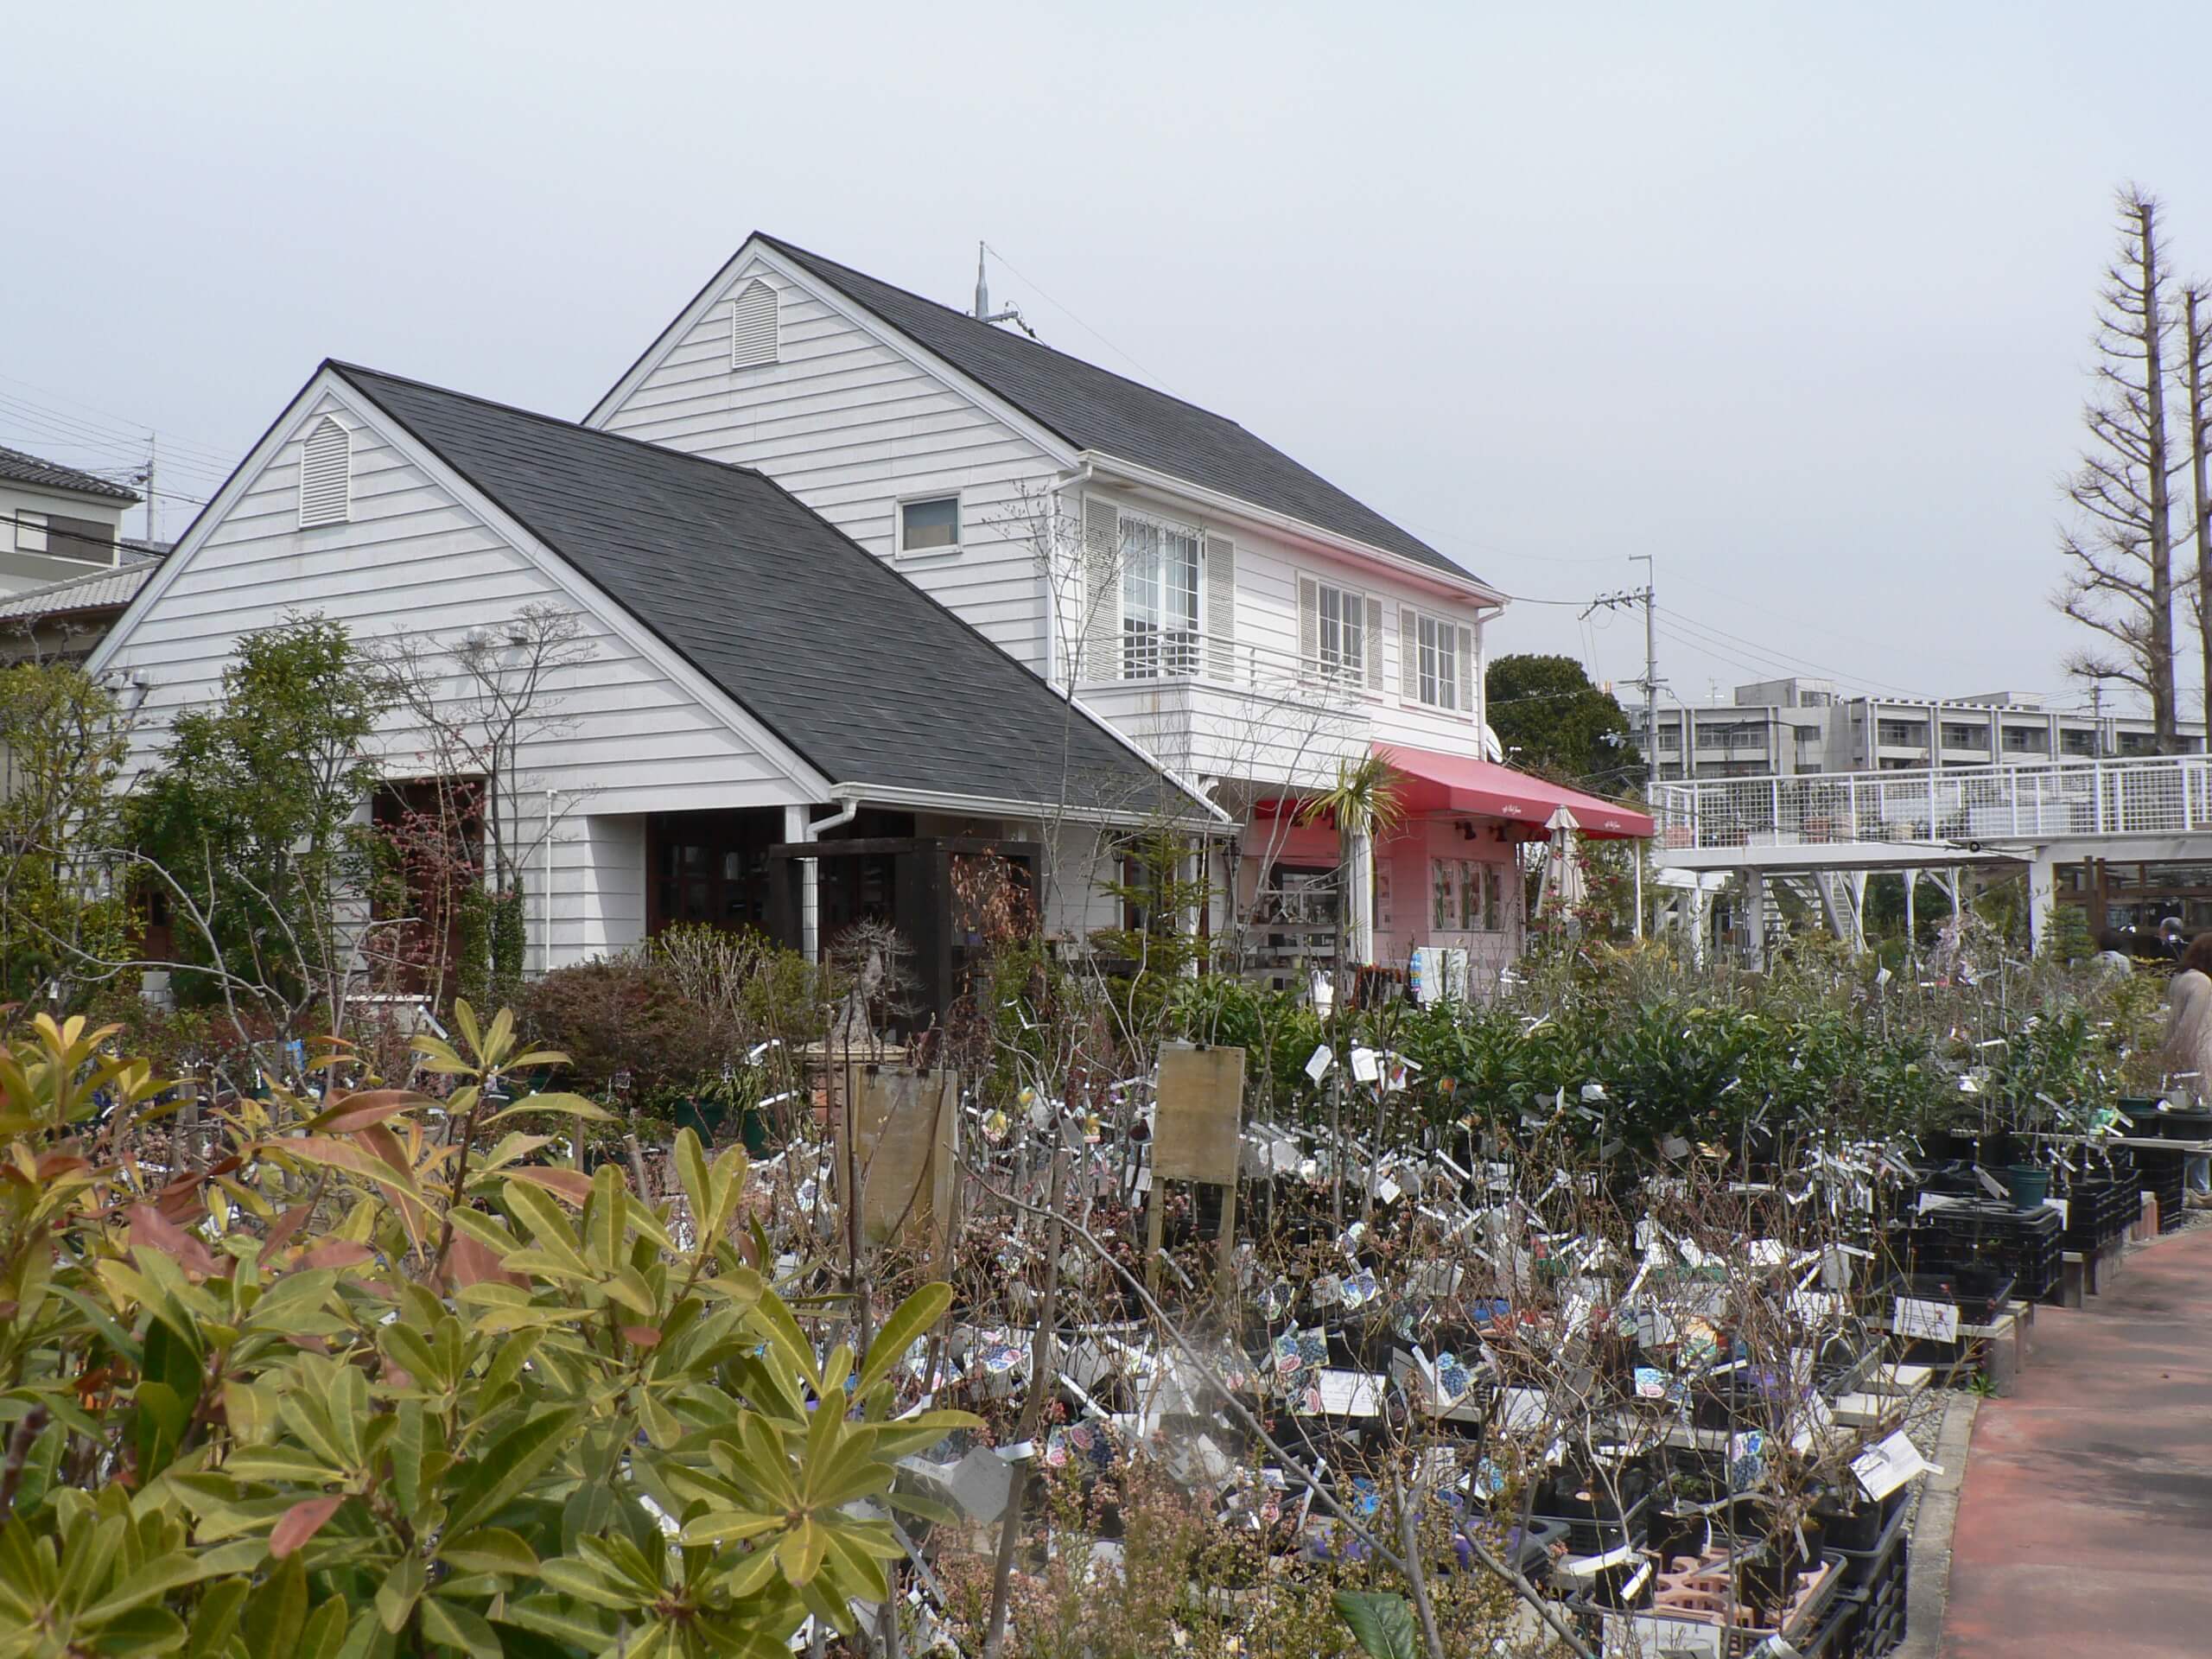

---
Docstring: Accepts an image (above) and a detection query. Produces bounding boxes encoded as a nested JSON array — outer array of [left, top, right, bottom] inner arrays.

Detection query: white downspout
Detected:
[[541, 788, 558, 976], [799, 793, 862, 963]]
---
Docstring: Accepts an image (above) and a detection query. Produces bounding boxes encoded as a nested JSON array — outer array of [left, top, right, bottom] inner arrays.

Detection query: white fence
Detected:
[[1656, 754, 2212, 852]]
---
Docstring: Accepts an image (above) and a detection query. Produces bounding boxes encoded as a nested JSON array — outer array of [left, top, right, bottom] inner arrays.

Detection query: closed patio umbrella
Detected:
[[1536, 804, 1586, 920]]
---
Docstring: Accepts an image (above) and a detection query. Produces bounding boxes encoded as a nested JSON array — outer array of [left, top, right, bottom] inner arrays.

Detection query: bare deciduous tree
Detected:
[[2056, 187, 2184, 750]]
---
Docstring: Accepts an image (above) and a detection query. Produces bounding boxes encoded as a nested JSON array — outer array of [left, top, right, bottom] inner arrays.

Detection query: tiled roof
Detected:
[[0, 443, 140, 503], [336, 364, 1212, 820], [0, 559, 154, 622]]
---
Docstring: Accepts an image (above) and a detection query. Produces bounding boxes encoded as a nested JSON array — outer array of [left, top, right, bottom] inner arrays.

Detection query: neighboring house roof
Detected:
[[0, 559, 155, 623], [334, 364, 1214, 822], [0, 443, 140, 503]]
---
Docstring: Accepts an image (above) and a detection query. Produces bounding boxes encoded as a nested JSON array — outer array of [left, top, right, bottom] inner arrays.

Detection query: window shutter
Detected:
[[1399, 607, 1418, 702], [298, 416, 351, 527], [1299, 577, 1319, 673], [1365, 596, 1384, 690], [1204, 534, 1235, 679], [1458, 626, 1475, 716], [1083, 496, 1121, 683], [731, 280, 778, 369]]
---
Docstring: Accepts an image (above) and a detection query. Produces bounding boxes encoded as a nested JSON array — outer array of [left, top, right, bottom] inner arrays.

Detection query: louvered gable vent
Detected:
[[297, 416, 351, 527], [731, 279, 779, 369]]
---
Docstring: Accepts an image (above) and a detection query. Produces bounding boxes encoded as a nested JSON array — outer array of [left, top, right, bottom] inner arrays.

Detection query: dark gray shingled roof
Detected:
[[334, 364, 1212, 820], [752, 236, 1481, 586], [0, 443, 141, 503]]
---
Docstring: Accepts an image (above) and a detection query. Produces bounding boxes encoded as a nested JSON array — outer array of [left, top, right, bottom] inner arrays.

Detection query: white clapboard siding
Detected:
[[101, 396, 817, 968], [594, 261, 1062, 671]]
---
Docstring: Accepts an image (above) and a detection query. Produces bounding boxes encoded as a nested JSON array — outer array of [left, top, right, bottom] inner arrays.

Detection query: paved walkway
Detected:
[[1942, 1224, 2212, 1658]]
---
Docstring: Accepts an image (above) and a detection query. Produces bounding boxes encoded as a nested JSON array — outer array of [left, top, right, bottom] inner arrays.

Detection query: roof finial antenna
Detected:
[[971, 242, 1035, 335]]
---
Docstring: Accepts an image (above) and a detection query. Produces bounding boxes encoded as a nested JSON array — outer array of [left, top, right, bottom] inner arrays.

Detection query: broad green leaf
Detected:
[[1332, 1592, 1419, 1659], [435, 1529, 537, 1576], [855, 1282, 950, 1397], [183, 1579, 248, 1659], [242, 1554, 308, 1657], [441, 1407, 582, 1539], [418, 1596, 501, 1659], [88, 1607, 188, 1657], [374, 1551, 423, 1635]]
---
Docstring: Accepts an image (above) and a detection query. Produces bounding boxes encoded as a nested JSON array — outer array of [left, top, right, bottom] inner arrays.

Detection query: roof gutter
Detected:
[[830, 780, 1230, 830], [1082, 452, 1507, 610]]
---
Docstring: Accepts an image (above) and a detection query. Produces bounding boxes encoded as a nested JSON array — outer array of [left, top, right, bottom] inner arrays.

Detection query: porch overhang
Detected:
[[1374, 743, 1656, 840]]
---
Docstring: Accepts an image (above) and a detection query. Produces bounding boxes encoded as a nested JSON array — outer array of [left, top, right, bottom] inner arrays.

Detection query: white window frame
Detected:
[[1118, 510, 1202, 680], [1410, 608, 1460, 712], [14, 511, 47, 554], [894, 491, 963, 560], [1310, 577, 1368, 685], [1429, 858, 1506, 934]]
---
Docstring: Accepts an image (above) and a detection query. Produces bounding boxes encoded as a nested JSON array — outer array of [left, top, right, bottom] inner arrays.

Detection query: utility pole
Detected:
[[1582, 558, 1664, 940], [143, 435, 156, 548], [1583, 556, 1663, 785]]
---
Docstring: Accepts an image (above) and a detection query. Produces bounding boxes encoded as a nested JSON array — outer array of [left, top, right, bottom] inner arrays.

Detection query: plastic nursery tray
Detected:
[[1627, 1550, 1847, 1659]]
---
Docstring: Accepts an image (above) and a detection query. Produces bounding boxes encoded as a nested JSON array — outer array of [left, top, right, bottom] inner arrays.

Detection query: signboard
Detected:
[[1153, 1043, 1245, 1184]]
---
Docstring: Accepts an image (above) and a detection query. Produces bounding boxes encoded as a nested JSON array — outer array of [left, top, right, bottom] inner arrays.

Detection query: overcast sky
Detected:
[[10, 2, 2212, 721]]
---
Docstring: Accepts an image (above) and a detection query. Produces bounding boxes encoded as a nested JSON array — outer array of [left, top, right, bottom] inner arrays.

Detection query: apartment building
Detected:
[[1636, 678, 2205, 780]]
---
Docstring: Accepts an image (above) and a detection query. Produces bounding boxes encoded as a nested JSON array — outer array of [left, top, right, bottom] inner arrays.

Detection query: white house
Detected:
[[586, 235, 1650, 988], [87, 361, 1221, 1020], [0, 444, 143, 597]]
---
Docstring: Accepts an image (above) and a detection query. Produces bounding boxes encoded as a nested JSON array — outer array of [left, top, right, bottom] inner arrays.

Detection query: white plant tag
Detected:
[[1891, 1296, 1959, 1343], [1305, 1044, 1334, 1083], [1852, 1427, 1932, 1500]]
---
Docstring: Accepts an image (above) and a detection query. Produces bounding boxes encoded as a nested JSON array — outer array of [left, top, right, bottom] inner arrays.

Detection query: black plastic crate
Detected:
[[1530, 1465, 1653, 1556]]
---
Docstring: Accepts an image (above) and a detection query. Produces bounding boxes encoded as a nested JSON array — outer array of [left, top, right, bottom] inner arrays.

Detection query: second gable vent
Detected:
[[731, 280, 779, 369]]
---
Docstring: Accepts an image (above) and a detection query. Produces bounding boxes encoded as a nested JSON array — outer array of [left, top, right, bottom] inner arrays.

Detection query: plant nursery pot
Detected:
[[2159, 1109, 2212, 1141], [2005, 1163, 2052, 1211]]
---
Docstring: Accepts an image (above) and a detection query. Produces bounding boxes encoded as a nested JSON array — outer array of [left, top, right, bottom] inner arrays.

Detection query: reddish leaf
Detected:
[[309, 1089, 429, 1135], [444, 1232, 526, 1293], [505, 1166, 592, 1206], [34, 1154, 89, 1184], [264, 1205, 315, 1254], [620, 1325, 663, 1349], [296, 1240, 376, 1272], [352, 1122, 415, 1179], [125, 1204, 217, 1278], [270, 1494, 344, 1558]]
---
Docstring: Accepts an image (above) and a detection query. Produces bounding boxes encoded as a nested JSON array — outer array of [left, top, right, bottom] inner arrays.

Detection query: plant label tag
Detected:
[[1974, 1166, 2011, 1201], [1892, 1296, 1958, 1343], [1305, 1045, 1334, 1083], [2044, 1197, 2069, 1226], [1660, 1135, 1691, 1159], [1852, 1428, 1931, 1500], [1497, 1386, 1547, 1433], [1350, 1046, 1382, 1084], [1605, 1614, 1723, 1657], [1789, 1289, 1845, 1325]]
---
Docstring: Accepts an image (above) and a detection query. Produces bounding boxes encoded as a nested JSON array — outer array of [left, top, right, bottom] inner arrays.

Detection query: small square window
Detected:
[[899, 496, 960, 553]]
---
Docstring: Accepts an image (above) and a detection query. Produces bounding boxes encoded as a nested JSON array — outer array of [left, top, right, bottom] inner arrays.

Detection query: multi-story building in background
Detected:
[[1635, 677, 2205, 782]]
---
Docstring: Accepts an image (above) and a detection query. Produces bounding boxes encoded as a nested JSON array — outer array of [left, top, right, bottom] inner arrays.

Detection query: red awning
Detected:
[[1375, 743, 1656, 839]]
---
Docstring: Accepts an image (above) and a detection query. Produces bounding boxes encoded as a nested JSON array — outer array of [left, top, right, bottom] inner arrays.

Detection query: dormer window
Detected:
[[298, 416, 351, 527], [731, 280, 779, 369]]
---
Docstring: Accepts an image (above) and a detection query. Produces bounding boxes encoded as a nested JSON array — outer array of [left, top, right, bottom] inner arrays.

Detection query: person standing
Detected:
[[2158, 931, 2212, 1207]]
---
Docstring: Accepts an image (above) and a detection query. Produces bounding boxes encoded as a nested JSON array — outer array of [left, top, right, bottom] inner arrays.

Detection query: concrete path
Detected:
[[1942, 1224, 2212, 1658]]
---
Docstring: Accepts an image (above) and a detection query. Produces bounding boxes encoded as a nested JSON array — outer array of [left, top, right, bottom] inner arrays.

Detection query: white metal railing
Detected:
[[1656, 753, 2212, 852], [1080, 633, 1372, 709]]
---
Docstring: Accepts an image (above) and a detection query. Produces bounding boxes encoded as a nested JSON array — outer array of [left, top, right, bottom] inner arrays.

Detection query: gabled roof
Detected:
[[333, 365, 1213, 822], [0, 444, 140, 503], [0, 557, 155, 623], [611, 234, 1484, 588]]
